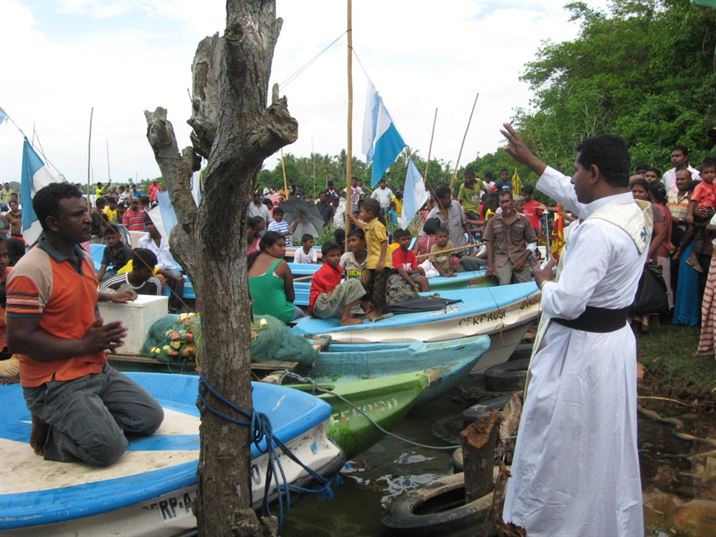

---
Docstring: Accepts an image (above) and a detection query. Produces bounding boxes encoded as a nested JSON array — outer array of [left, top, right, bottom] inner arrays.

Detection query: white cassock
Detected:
[[502, 167, 650, 537]]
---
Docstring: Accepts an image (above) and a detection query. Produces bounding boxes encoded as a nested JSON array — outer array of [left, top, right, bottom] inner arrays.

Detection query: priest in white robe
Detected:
[[499, 125, 650, 537]]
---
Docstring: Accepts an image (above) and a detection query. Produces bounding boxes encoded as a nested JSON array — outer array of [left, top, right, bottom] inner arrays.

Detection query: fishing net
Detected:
[[251, 315, 318, 365], [141, 313, 317, 368]]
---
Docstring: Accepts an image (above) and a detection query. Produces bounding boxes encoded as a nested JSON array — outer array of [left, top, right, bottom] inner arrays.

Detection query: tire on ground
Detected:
[[483, 358, 530, 393], [381, 473, 493, 537]]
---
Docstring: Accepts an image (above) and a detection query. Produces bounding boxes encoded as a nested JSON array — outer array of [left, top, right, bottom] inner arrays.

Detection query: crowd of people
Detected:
[[248, 145, 716, 359]]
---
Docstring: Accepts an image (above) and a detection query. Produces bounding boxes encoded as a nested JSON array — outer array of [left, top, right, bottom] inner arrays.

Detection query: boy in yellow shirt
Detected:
[[349, 198, 391, 317]]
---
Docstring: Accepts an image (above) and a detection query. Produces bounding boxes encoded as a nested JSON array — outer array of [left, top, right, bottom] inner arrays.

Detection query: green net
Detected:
[[141, 313, 317, 368]]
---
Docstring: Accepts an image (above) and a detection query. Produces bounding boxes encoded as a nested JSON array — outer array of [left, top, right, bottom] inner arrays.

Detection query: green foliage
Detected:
[[257, 148, 453, 198], [512, 0, 716, 173]]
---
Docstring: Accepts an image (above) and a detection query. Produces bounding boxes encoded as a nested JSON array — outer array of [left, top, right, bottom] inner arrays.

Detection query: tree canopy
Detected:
[[513, 0, 716, 173]]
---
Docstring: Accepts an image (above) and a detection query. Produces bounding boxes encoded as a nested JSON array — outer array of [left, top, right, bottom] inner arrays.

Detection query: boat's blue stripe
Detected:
[[126, 434, 199, 451], [0, 461, 198, 530]]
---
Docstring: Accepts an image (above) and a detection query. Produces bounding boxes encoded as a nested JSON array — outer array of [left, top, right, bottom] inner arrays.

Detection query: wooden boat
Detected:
[[283, 372, 429, 459], [291, 283, 541, 372], [0, 373, 344, 537], [308, 335, 491, 405]]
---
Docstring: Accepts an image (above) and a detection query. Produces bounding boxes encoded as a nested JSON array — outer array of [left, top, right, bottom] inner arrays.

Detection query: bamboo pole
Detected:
[[345, 0, 353, 246], [280, 148, 289, 199], [449, 91, 479, 190], [106, 139, 111, 183], [415, 241, 485, 260], [311, 138, 316, 198], [423, 108, 438, 186], [87, 107, 94, 204]]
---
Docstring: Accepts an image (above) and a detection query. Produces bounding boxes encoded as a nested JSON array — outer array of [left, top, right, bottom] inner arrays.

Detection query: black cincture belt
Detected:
[[553, 306, 630, 333]]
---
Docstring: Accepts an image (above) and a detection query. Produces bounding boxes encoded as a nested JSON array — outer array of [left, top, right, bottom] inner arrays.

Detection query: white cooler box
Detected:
[[98, 295, 169, 355]]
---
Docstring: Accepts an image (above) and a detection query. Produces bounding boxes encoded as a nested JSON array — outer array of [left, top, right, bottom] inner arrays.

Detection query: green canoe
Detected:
[[285, 371, 429, 459]]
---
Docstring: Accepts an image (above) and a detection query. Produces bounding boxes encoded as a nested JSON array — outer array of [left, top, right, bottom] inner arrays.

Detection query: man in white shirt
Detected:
[[247, 191, 270, 225], [499, 124, 649, 537], [662, 145, 701, 194], [370, 179, 393, 216]]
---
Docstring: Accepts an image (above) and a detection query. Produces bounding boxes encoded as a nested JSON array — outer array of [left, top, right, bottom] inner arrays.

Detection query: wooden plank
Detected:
[[108, 353, 299, 372]]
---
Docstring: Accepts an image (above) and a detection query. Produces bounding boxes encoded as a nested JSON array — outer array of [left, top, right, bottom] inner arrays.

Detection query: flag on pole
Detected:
[[0, 106, 7, 125], [399, 157, 430, 229], [511, 169, 522, 196], [362, 82, 406, 187], [21, 138, 63, 244]]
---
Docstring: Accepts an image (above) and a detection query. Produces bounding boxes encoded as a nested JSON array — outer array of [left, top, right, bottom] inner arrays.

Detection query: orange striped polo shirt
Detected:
[[7, 236, 105, 388]]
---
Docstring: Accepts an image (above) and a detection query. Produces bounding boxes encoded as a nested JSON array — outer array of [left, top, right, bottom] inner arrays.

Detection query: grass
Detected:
[[639, 324, 716, 395]]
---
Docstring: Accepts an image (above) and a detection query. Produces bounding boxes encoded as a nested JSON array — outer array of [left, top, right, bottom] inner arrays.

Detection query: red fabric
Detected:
[[308, 262, 343, 315], [393, 248, 418, 271], [692, 181, 716, 208], [522, 200, 543, 230]]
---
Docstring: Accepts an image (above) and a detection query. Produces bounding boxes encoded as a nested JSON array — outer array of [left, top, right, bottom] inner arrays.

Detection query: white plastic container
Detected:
[[98, 295, 169, 355]]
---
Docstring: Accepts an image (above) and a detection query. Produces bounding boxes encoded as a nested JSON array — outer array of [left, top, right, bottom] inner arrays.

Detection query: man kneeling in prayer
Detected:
[[308, 241, 366, 326]]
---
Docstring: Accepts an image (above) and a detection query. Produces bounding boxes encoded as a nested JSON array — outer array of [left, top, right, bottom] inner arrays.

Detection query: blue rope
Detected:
[[197, 372, 341, 526]]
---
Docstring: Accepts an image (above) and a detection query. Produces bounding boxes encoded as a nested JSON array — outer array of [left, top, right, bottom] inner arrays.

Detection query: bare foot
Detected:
[[30, 414, 50, 456], [340, 317, 363, 326], [366, 310, 382, 321], [636, 362, 646, 381]]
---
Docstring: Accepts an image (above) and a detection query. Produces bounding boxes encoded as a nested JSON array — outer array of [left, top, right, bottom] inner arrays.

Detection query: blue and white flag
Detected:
[[0, 106, 7, 125], [399, 157, 430, 229], [21, 138, 63, 244], [362, 82, 406, 187]]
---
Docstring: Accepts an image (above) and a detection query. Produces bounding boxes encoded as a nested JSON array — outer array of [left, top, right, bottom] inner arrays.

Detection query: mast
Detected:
[[87, 107, 94, 202], [106, 139, 111, 184], [345, 0, 353, 244]]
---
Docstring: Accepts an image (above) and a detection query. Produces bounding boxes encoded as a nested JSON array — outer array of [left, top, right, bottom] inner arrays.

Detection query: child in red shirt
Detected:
[[392, 229, 429, 292], [308, 241, 366, 325], [683, 158, 716, 271]]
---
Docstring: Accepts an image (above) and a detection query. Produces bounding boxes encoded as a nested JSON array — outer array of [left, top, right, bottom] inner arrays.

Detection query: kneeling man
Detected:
[[7, 183, 164, 467]]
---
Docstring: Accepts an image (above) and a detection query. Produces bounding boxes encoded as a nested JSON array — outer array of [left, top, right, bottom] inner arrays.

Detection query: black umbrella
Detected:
[[278, 198, 325, 240]]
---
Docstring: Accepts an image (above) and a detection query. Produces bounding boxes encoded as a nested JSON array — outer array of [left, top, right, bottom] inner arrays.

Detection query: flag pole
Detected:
[[311, 138, 317, 198], [87, 107, 93, 204], [280, 149, 289, 199], [423, 108, 439, 202], [345, 0, 353, 246], [449, 91, 479, 190], [106, 139, 111, 184]]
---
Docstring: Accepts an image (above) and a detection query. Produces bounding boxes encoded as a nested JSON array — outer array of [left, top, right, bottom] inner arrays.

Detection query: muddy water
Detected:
[[283, 379, 716, 537]]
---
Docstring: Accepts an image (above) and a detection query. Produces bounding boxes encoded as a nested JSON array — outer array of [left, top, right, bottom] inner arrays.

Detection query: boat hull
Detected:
[[1, 373, 344, 537], [289, 372, 429, 459], [312, 335, 491, 406]]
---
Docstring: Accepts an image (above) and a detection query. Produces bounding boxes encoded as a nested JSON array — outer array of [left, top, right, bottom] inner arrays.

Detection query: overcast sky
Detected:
[[0, 0, 607, 184]]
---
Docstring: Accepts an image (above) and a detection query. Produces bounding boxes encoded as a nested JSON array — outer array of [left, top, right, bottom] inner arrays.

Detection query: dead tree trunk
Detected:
[[144, 1, 297, 535]]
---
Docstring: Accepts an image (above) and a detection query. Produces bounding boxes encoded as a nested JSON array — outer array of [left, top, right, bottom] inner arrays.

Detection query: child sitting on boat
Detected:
[[308, 241, 366, 325], [294, 233, 318, 264], [392, 228, 429, 292], [340, 228, 367, 280], [429, 227, 459, 278], [413, 217, 441, 278], [101, 248, 162, 296]]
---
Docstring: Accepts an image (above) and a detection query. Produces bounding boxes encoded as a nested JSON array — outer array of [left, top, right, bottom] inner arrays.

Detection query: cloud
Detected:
[[0, 0, 607, 184]]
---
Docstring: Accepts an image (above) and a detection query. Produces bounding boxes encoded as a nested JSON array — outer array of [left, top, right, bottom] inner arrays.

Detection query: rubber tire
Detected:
[[483, 358, 530, 393], [382, 473, 494, 537]]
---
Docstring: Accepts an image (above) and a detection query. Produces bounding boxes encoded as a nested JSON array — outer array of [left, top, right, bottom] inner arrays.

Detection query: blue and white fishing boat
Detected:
[[308, 335, 491, 405], [0, 373, 344, 537], [292, 269, 490, 308], [292, 283, 541, 372]]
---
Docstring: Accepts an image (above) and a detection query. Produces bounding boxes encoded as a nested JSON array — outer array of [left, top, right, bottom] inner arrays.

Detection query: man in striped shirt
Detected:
[[268, 207, 300, 248], [120, 199, 145, 231]]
